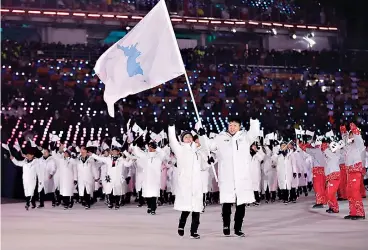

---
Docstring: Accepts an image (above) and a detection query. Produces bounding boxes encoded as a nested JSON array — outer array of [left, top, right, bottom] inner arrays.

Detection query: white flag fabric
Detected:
[[94, 0, 186, 117]]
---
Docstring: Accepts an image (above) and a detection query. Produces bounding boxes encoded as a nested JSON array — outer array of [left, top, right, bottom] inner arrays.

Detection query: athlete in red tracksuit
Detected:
[[323, 142, 341, 213], [299, 142, 327, 208], [341, 123, 366, 220]]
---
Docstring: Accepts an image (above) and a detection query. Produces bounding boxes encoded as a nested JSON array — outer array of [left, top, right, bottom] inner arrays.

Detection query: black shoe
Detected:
[[178, 228, 184, 237], [253, 202, 260, 206], [271, 199, 275, 203], [291, 200, 297, 204], [56, 202, 60, 206], [25, 205, 29, 211], [68, 204, 73, 209], [283, 201, 289, 205], [312, 204, 324, 209], [37, 205, 44, 208], [304, 193, 308, 197], [85, 205, 90, 210], [223, 227, 231, 236], [235, 231, 245, 237], [108, 205, 113, 209], [190, 233, 200, 239], [351, 216, 365, 220], [344, 215, 353, 219], [137, 204, 143, 208], [151, 211, 156, 215], [115, 206, 120, 210], [64, 206, 69, 210], [31, 205, 36, 209], [265, 200, 269, 204], [52, 203, 56, 207]]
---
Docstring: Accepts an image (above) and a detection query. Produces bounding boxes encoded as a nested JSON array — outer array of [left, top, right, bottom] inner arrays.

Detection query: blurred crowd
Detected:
[[3, 0, 336, 25], [1, 40, 368, 147]]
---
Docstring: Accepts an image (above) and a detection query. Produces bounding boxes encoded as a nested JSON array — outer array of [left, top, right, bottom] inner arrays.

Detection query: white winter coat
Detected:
[[166, 155, 177, 194], [51, 151, 63, 190], [344, 133, 365, 167], [197, 146, 210, 194], [262, 146, 278, 191], [57, 157, 78, 197], [324, 148, 341, 176], [91, 154, 132, 196], [12, 158, 38, 197], [250, 149, 266, 192], [273, 151, 295, 190], [291, 150, 304, 188], [76, 156, 99, 196], [132, 146, 167, 198], [205, 125, 259, 205], [36, 156, 57, 193], [169, 125, 207, 212]]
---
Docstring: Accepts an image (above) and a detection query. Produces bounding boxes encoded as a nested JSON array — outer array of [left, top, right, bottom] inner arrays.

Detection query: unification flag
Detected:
[[94, 0, 186, 117]]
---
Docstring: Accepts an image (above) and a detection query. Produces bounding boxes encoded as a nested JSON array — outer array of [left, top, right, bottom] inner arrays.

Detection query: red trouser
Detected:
[[326, 172, 340, 212], [361, 168, 367, 198], [312, 167, 326, 205], [337, 164, 347, 199], [347, 164, 366, 217]]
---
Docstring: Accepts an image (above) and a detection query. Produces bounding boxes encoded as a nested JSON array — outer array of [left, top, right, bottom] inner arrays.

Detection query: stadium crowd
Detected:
[[3, 0, 336, 24], [1, 40, 368, 148]]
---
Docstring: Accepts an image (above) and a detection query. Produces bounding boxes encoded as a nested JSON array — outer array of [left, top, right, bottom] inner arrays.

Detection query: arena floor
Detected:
[[1, 196, 367, 250]]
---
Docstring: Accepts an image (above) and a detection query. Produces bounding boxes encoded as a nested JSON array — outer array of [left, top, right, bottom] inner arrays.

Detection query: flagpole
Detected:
[[184, 72, 219, 183]]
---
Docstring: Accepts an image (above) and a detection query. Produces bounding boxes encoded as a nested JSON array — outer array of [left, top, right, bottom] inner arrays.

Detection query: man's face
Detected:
[[112, 149, 119, 156], [195, 138, 200, 147], [148, 146, 156, 152], [228, 122, 240, 135], [80, 147, 87, 155], [183, 134, 193, 144], [103, 150, 110, 157], [26, 154, 34, 161], [43, 149, 50, 157]]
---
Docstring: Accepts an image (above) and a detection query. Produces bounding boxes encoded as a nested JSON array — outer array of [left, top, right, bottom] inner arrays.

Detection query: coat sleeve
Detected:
[[290, 153, 298, 173], [168, 125, 181, 155], [245, 119, 261, 144], [156, 147, 169, 162], [12, 158, 25, 167], [132, 146, 146, 159], [49, 159, 57, 176], [200, 135, 217, 152], [72, 162, 78, 181], [91, 153, 110, 164], [254, 149, 266, 162], [91, 161, 100, 180]]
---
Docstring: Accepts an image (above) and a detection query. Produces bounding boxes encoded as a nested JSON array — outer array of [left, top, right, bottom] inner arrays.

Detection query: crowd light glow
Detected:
[[0, 8, 338, 31]]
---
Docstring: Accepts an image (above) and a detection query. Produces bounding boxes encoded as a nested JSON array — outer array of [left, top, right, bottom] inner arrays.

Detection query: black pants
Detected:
[[265, 187, 277, 201], [222, 203, 246, 232], [281, 189, 290, 202], [39, 188, 45, 206], [203, 193, 206, 208], [108, 192, 121, 208], [83, 188, 91, 207], [138, 189, 145, 206], [52, 189, 61, 205], [254, 191, 260, 203], [25, 195, 36, 207], [290, 188, 297, 201], [147, 197, 157, 212], [179, 211, 200, 234], [63, 196, 74, 208]]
